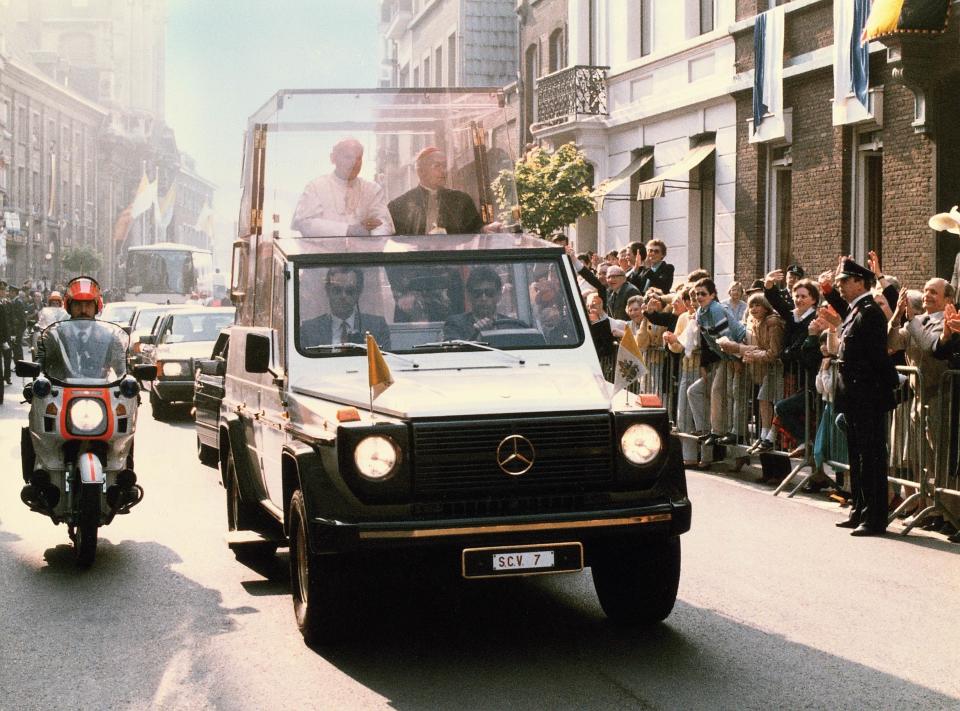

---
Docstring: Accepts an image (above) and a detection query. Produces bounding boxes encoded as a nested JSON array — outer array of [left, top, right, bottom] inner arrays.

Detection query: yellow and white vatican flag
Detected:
[[611, 326, 647, 401], [130, 172, 158, 219], [367, 332, 394, 408]]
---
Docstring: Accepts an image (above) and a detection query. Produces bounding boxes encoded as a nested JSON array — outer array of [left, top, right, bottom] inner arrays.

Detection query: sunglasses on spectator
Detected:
[[327, 286, 358, 297], [470, 287, 498, 298]]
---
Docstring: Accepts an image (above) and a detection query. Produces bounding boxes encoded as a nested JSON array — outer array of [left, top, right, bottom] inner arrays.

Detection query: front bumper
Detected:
[[153, 379, 195, 403], [307, 499, 691, 557]]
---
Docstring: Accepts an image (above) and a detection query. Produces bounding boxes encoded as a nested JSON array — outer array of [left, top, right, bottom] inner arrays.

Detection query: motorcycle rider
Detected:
[[36, 291, 68, 329]]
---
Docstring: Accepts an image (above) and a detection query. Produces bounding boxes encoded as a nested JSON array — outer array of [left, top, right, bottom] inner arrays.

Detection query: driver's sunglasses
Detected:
[[327, 286, 358, 297], [470, 288, 498, 299]]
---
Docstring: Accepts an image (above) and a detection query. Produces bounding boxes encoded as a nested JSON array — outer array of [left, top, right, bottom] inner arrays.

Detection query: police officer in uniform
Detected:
[[0, 280, 12, 384], [833, 258, 899, 536]]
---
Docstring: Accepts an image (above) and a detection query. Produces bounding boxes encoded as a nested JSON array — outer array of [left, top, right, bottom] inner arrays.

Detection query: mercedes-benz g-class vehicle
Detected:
[[218, 88, 691, 645]]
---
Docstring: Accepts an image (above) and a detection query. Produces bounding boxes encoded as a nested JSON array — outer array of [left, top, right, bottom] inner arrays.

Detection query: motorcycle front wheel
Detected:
[[74, 484, 100, 568]]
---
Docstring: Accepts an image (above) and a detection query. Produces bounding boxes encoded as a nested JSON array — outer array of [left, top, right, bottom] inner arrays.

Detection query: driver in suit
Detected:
[[300, 267, 391, 349], [443, 266, 522, 340]]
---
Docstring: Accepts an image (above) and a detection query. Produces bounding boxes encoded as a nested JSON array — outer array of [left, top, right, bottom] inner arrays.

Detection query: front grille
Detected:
[[412, 414, 613, 498]]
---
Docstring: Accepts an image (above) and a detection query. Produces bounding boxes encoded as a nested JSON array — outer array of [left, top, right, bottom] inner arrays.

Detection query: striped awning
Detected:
[[862, 0, 950, 42], [636, 141, 716, 201], [593, 152, 653, 208]]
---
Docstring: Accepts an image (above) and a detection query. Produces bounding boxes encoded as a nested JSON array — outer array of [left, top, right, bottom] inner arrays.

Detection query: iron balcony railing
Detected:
[[534, 65, 609, 128]]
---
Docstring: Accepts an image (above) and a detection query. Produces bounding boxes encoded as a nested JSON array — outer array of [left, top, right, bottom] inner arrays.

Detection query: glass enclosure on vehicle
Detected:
[[292, 237, 583, 356], [240, 89, 519, 242], [125, 243, 214, 303], [40, 320, 129, 384]]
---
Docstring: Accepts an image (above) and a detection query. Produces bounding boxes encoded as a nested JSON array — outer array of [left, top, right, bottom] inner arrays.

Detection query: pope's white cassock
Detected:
[[290, 174, 394, 236]]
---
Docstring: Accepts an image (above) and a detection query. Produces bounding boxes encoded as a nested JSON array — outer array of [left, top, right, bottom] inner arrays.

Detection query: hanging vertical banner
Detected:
[[752, 7, 785, 134], [833, 0, 873, 124], [47, 152, 58, 217]]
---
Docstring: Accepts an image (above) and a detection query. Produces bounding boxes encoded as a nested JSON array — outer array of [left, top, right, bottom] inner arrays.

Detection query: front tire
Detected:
[[74, 484, 100, 568], [225, 452, 258, 531], [591, 537, 681, 627], [289, 490, 350, 646]]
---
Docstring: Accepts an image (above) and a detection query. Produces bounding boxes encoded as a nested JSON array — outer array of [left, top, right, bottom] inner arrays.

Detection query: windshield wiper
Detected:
[[304, 342, 419, 367], [413, 339, 525, 364]]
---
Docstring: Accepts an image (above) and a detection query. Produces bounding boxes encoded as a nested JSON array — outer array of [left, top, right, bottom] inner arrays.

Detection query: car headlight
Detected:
[[160, 361, 185, 377], [354, 435, 399, 481], [68, 398, 107, 435], [620, 423, 662, 465]]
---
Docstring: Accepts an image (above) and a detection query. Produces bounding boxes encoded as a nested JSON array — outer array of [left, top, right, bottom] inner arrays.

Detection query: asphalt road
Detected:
[[1, 388, 958, 711]]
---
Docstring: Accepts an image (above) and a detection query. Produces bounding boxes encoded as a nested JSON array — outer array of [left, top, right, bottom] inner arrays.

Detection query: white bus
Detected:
[[125, 242, 214, 304]]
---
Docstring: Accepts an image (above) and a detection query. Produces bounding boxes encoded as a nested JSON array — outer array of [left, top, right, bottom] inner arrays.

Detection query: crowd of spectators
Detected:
[[561, 236, 960, 544]]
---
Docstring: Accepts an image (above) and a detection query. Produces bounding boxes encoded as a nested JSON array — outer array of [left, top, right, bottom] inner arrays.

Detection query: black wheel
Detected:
[[74, 484, 100, 568], [149, 387, 169, 421], [289, 490, 350, 646], [197, 437, 219, 468], [225, 452, 258, 531], [591, 537, 681, 627]]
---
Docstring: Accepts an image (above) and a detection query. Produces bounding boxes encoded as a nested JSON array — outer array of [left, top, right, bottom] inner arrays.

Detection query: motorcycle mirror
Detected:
[[15, 360, 40, 378], [133, 364, 157, 381]]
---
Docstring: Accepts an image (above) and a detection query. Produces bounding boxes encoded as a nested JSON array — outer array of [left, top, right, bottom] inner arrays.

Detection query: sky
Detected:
[[164, 0, 381, 239]]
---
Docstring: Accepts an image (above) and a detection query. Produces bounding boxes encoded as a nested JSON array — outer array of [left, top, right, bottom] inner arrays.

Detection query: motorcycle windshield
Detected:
[[40, 319, 130, 385]]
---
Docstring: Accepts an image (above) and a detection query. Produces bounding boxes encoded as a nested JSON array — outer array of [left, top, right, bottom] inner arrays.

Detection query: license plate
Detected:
[[461, 542, 583, 579]]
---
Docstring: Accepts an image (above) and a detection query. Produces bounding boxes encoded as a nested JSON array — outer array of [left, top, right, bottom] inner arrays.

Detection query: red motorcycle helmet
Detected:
[[64, 276, 103, 315]]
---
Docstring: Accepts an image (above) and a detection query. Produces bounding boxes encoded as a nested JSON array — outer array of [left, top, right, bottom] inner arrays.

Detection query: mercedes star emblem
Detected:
[[496, 434, 536, 476]]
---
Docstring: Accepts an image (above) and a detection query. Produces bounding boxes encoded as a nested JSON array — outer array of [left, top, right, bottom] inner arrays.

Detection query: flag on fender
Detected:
[[611, 326, 647, 398], [367, 332, 394, 400]]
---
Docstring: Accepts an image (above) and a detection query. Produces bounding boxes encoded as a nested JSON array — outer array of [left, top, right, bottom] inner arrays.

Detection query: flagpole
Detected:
[[154, 166, 160, 244]]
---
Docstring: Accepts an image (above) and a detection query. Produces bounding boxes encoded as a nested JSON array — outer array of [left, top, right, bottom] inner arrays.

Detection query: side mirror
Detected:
[[139, 334, 156, 345], [133, 364, 157, 381], [245, 333, 271, 374], [15, 360, 41, 378], [197, 358, 225, 377]]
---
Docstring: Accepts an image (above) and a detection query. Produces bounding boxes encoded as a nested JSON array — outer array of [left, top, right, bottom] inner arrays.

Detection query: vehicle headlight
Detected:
[[68, 398, 107, 435], [620, 423, 662, 465], [160, 361, 185, 377], [353, 435, 399, 481]]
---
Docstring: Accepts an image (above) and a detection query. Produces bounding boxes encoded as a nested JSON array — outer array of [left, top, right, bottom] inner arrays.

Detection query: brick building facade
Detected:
[[733, 0, 959, 289]]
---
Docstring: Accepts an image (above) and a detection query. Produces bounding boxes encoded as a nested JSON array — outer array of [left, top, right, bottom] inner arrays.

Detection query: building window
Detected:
[[699, 0, 715, 34], [435, 46, 443, 86], [448, 33, 457, 86], [399, 64, 409, 88], [523, 43, 539, 140], [853, 130, 883, 261], [641, 0, 653, 57], [423, 57, 431, 88], [629, 151, 655, 243], [413, 66, 420, 87], [766, 145, 793, 271], [696, 153, 716, 275], [548, 28, 566, 74]]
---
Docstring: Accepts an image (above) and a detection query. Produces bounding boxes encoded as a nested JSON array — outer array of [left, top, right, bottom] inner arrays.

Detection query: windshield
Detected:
[[158, 311, 235, 344], [99, 303, 139, 326], [131, 306, 175, 332], [126, 248, 213, 296], [40, 319, 129, 384], [249, 90, 518, 240], [295, 257, 582, 356]]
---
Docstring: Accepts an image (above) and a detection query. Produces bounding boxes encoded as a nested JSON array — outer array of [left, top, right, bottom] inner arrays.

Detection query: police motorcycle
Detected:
[[17, 277, 156, 567]]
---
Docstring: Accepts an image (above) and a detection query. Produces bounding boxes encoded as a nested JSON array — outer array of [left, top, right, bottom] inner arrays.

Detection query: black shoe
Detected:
[[949, 531, 960, 544], [717, 433, 738, 446], [802, 479, 830, 494], [920, 516, 945, 531], [835, 518, 860, 529], [756, 439, 774, 452], [850, 524, 886, 537], [939, 521, 958, 536]]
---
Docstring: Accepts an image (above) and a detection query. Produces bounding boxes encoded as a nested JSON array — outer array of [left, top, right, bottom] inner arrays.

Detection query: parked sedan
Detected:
[[99, 300, 153, 330], [193, 329, 229, 468], [140, 306, 235, 419]]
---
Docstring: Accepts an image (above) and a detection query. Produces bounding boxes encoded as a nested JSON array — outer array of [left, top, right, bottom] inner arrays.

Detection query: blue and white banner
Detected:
[[752, 7, 785, 134], [833, 0, 872, 124]]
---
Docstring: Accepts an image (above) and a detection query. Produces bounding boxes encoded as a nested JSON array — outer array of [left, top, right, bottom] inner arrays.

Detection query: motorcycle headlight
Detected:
[[620, 423, 662, 465], [353, 435, 399, 481], [68, 398, 108, 436], [119, 375, 140, 398], [160, 361, 185, 377], [32, 376, 52, 398]]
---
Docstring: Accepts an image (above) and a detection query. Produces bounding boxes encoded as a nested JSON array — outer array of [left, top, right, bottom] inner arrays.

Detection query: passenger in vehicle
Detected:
[[388, 147, 500, 235], [291, 138, 394, 237], [301, 267, 391, 349], [442, 266, 523, 340]]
